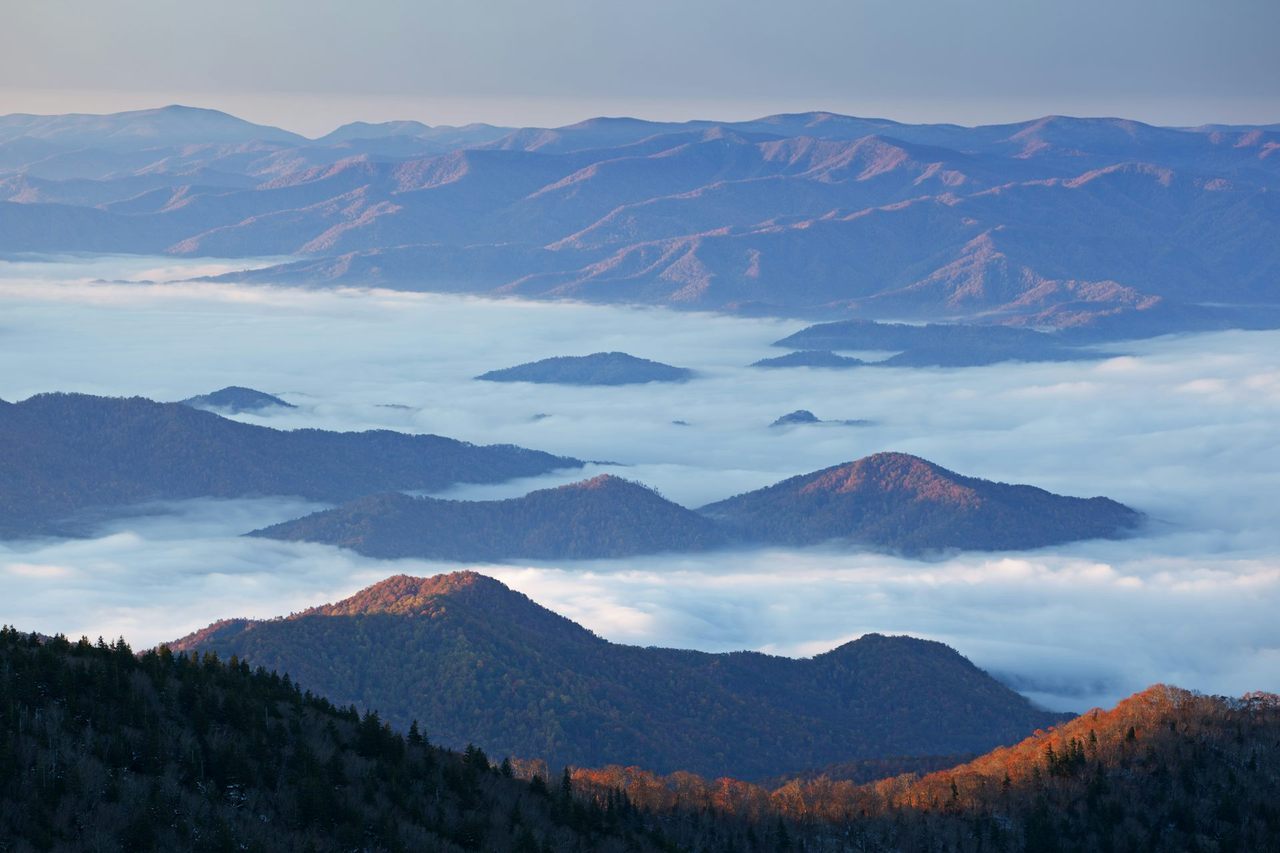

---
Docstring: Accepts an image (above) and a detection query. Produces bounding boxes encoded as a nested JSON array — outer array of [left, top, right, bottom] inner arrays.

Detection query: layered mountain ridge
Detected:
[[255, 452, 1141, 559]]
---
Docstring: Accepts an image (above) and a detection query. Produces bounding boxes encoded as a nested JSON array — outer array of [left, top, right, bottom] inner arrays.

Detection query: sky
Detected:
[[1, 0, 1278, 134], [1, 256, 1277, 713]]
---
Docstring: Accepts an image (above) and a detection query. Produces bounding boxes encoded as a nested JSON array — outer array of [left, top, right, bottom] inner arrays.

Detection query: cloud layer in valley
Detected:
[[1, 256, 1277, 712]]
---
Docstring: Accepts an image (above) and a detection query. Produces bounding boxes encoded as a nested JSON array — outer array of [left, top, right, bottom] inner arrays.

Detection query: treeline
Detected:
[[5, 625, 1278, 852]]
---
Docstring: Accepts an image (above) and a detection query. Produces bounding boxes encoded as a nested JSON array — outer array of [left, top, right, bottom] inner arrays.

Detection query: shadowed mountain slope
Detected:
[[0, 393, 581, 536]]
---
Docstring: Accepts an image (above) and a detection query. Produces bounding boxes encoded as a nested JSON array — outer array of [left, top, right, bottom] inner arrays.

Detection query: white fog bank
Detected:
[[1, 256, 1277, 712]]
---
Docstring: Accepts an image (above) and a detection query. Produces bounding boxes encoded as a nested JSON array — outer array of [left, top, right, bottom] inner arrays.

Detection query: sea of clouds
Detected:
[[1, 254, 1277, 712]]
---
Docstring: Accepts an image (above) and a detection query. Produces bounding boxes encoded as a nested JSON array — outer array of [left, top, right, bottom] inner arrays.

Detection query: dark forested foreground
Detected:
[[3, 628, 1278, 853], [0, 627, 674, 852]]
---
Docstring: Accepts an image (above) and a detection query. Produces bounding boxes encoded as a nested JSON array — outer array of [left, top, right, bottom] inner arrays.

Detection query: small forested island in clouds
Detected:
[[769, 409, 871, 427], [752, 350, 867, 369], [179, 385, 296, 413], [476, 352, 694, 385]]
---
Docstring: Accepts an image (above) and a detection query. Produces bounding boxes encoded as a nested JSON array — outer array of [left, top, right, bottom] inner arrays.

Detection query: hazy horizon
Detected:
[[3, 0, 1277, 136], [1, 91, 1277, 139]]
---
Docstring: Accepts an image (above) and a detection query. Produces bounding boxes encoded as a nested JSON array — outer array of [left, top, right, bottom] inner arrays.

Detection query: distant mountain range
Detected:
[[254, 452, 1140, 558], [0, 392, 581, 536], [2, 105, 1278, 335], [476, 352, 693, 385], [701, 453, 1141, 552], [171, 571, 1067, 779], [252, 475, 728, 560]]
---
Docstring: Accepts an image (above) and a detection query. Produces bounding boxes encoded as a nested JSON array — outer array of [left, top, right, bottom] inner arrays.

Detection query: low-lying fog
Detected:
[[2, 255, 1277, 712]]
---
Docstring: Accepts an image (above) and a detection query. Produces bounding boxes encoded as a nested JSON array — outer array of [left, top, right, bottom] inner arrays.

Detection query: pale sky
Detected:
[[2, 0, 1278, 135]]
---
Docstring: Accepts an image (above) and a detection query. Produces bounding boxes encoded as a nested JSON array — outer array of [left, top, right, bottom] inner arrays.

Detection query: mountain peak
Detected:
[[815, 633, 989, 677], [307, 571, 513, 618], [559, 473, 644, 492], [799, 453, 981, 507]]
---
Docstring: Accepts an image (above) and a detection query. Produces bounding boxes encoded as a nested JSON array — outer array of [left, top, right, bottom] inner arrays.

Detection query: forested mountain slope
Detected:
[[172, 572, 1067, 780]]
